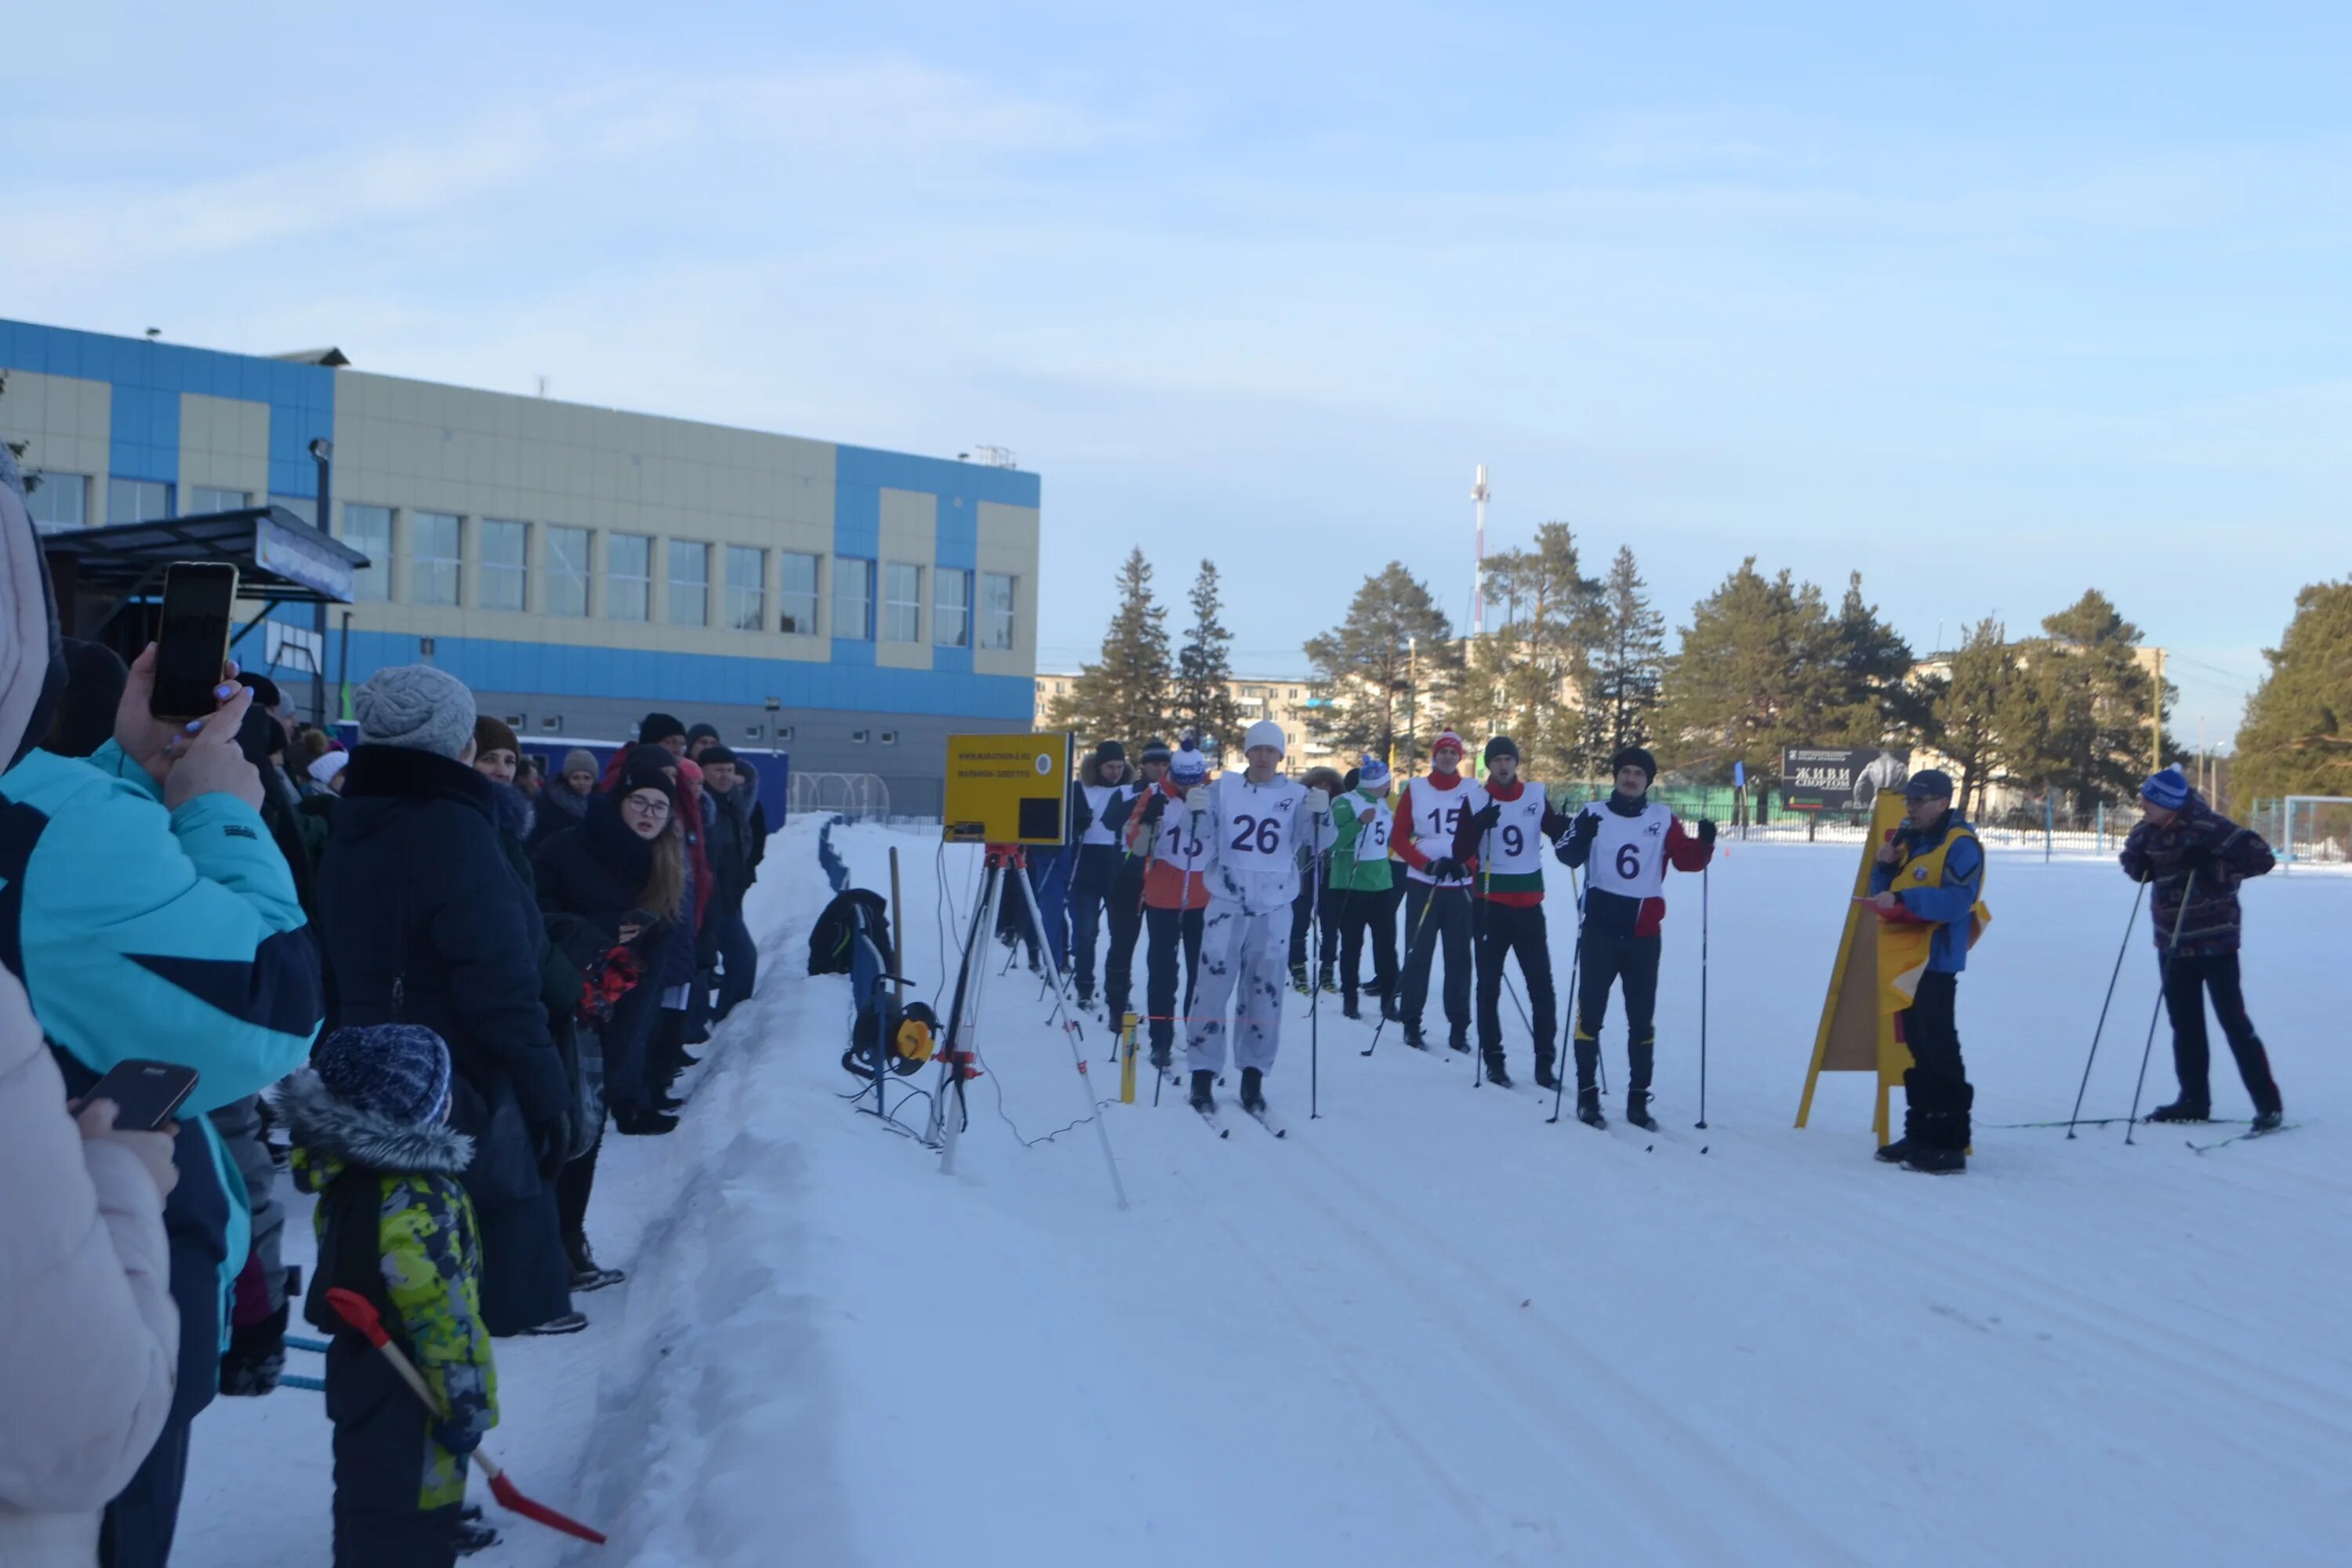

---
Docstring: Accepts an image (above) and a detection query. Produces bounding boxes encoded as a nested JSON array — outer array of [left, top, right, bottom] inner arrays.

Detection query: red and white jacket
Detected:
[[1396, 771, 1488, 887], [1125, 779, 1211, 910]]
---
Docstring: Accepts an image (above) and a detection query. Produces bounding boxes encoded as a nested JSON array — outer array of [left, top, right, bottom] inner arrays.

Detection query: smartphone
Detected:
[[149, 562, 241, 720], [82, 1059, 201, 1131]]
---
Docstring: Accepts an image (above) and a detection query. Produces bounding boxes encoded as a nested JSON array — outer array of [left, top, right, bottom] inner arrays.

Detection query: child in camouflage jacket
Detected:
[[283, 1024, 497, 1568]]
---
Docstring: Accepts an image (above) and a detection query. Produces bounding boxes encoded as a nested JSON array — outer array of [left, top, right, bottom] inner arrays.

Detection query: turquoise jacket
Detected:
[[0, 741, 325, 1336]]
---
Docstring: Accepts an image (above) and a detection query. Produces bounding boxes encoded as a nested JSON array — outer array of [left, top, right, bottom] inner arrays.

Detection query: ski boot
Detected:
[[1318, 963, 1338, 994], [1190, 1070, 1217, 1112], [1447, 1026, 1472, 1054], [2251, 1108, 2285, 1133], [1624, 1091, 1659, 1131], [1482, 1051, 1513, 1088], [1149, 1044, 1173, 1073], [1341, 992, 1362, 1021], [1403, 1023, 1429, 1051], [2145, 1099, 2212, 1123], [1290, 961, 1311, 995], [1534, 1051, 1559, 1092], [1575, 1087, 1607, 1128], [1240, 1067, 1267, 1113]]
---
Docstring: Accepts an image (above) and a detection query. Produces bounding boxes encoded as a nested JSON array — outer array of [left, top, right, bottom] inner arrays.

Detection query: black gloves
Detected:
[[1572, 812, 1601, 845], [531, 1113, 575, 1180], [1426, 856, 1465, 881], [1697, 818, 1718, 848], [1470, 801, 1502, 833], [432, 1420, 483, 1460], [1141, 792, 1169, 827]]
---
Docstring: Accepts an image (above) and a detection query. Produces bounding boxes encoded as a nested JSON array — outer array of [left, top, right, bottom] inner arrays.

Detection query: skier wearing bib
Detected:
[[1184, 722, 1314, 1114], [1104, 739, 1168, 1026], [1127, 739, 1211, 1072], [1453, 736, 1574, 1087], [1555, 746, 1714, 1128], [1328, 756, 1399, 1022], [1396, 730, 1487, 1052], [1067, 741, 1140, 1015]]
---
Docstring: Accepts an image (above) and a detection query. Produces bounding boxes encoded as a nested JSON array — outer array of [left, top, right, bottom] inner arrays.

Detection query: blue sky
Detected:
[[9, 2, 2347, 743]]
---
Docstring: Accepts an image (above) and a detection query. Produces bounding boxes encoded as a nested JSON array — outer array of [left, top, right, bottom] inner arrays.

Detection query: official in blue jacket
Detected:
[[1864, 770, 1985, 1174]]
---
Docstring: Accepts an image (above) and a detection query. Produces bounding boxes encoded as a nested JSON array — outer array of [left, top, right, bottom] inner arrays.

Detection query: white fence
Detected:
[[789, 771, 894, 821]]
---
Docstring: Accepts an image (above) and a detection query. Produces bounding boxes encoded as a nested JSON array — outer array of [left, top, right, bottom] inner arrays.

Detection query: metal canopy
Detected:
[[42, 506, 370, 608]]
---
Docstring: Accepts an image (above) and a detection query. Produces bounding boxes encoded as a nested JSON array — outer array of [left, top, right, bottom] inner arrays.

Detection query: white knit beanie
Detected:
[[354, 665, 476, 760], [1243, 720, 1286, 757]]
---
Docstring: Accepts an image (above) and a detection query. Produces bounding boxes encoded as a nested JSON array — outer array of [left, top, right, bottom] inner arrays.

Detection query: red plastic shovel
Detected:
[[325, 1288, 608, 1545]]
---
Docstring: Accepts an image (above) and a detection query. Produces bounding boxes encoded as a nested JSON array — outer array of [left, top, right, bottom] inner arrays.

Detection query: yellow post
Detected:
[[1119, 1012, 1138, 1104]]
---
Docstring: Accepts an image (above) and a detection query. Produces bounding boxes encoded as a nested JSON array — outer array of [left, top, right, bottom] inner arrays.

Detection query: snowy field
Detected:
[[179, 819, 2352, 1567]]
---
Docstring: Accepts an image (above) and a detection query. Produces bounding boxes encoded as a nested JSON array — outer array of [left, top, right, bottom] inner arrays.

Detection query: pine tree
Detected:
[[1653, 558, 1841, 786], [1173, 559, 1245, 760], [1823, 572, 1917, 743], [1046, 548, 1173, 750], [2003, 590, 2166, 808], [2233, 580, 2352, 800], [1584, 546, 1665, 771], [1303, 562, 1460, 773], [1917, 618, 2013, 816], [1472, 522, 1602, 782]]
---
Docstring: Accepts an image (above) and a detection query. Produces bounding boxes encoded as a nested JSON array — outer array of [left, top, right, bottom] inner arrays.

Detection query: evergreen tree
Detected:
[[2002, 590, 2166, 807], [1824, 572, 1918, 743], [1472, 522, 1602, 782], [1046, 548, 1172, 750], [1303, 562, 1460, 773], [1584, 546, 1665, 771], [2232, 580, 2352, 800], [1173, 558, 1245, 759], [1653, 558, 1841, 786], [1916, 618, 2014, 815]]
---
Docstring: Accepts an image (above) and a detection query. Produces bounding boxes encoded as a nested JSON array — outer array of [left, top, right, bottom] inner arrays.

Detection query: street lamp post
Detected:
[[309, 438, 333, 724]]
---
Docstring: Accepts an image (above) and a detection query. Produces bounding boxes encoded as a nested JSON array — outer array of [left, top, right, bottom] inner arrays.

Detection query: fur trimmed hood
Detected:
[[276, 1068, 474, 1175]]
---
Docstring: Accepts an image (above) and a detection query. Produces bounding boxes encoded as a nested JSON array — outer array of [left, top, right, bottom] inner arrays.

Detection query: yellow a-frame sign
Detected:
[[1795, 791, 1913, 1142]]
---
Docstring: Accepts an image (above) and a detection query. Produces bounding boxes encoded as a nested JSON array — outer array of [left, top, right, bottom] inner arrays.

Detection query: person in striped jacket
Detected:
[[1450, 736, 1574, 1087]]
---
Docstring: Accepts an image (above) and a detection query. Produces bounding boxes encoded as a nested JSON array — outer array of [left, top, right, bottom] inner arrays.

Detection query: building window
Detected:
[[25, 472, 88, 532], [668, 540, 710, 626], [880, 729, 898, 746], [724, 545, 767, 632], [539, 715, 563, 731], [851, 728, 869, 744], [779, 552, 821, 634], [607, 533, 650, 622], [107, 479, 172, 524], [982, 572, 1018, 651], [775, 725, 794, 743], [933, 568, 971, 648], [546, 525, 591, 618], [270, 494, 317, 528], [190, 485, 249, 514], [883, 562, 922, 643], [834, 557, 874, 641], [410, 512, 461, 606], [481, 519, 528, 612], [343, 504, 393, 602]]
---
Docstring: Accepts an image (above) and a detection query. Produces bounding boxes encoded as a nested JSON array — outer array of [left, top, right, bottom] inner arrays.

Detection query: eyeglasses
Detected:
[[622, 793, 673, 818]]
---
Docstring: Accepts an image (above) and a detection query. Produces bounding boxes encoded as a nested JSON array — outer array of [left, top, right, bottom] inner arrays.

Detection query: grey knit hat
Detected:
[[354, 665, 476, 759], [313, 1024, 452, 1127], [563, 748, 598, 777]]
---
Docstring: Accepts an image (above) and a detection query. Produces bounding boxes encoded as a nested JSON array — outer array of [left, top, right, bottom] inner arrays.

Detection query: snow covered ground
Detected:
[[179, 820, 2352, 1566]]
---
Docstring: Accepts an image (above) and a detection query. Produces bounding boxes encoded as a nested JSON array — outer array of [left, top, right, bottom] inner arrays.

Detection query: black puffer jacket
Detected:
[[533, 794, 654, 940], [316, 746, 569, 1136]]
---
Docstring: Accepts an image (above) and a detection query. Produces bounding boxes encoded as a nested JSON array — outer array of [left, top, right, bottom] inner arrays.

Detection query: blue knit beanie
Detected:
[[2141, 765, 2190, 810], [1358, 753, 1391, 789], [314, 1024, 452, 1127]]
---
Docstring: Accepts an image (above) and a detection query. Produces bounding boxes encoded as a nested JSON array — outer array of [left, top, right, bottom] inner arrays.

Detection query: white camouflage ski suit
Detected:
[[1185, 770, 1308, 1076]]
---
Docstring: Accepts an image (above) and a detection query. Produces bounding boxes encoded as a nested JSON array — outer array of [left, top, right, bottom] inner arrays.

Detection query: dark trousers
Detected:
[[1287, 862, 1342, 971], [712, 906, 758, 1018], [97, 1417, 188, 1568], [2161, 950, 2281, 1113], [1104, 880, 1144, 1018], [326, 1339, 459, 1568], [1475, 901, 1557, 1064], [602, 981, 662, 1110], [1336, 884, 1400, 1006], [1069, 854, 1113, 996], [557, 1121, 603, 1260], [1900, 970, 1968, 1091], [1575, 926, 1661, 1093], [1145, 904, 1205, 1053], [1400, 881, 1473, 1033], [475, 1181, 572, 1337]]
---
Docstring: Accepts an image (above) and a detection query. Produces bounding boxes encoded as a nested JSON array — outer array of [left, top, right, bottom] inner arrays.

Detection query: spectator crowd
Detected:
[[0, 454, 766, 1567]]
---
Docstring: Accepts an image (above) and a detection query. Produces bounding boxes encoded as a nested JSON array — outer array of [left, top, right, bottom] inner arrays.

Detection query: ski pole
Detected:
[[1307, 805, 1326, 1119], [1695, 860, 1711, 1131], [1548, 862, 1588, 1125], [322, 1290, 608, 1545], [1363, 883, 1439, 1057], [2065, 874, 2150, 1138], [2123, 867, 2198, 1145], [1472, 829, 1490, 1087]]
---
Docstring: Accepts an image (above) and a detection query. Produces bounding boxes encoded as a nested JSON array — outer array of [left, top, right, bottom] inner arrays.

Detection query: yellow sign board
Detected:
[[943, 731, 1073, 845], [1794, 791, 1913, 1142]]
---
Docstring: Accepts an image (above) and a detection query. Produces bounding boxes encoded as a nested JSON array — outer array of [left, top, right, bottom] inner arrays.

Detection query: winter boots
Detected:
[[1290, 961, 1311, 996], [1190, 1069, 1217, 1112], [1624, 1091, 1659, 1131], [1896, 1073, 1973, 1174], [1482, 1048, 1513, 1088], [1403, 1023, 1428, 1051], [1341, 993, 1363, 1021], [1575, 1087, 1607, 1128], [1240, 1067, 1266, 1113], [613, 1105, 680, 1136], [2145, 1099, 2212, 1123], [1533, 1049, 1559, 1092], [565, 1233, 626, 1294], [2251, 1109, 2285, 1133], [1447, 1026, 1471, 1055]]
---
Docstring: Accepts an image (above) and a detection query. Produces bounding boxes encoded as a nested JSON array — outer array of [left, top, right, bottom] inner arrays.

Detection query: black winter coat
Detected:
[[317, 745, 570, 1142]]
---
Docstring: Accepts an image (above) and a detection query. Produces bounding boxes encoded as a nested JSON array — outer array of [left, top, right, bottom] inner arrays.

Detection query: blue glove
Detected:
[[433, 1420, 482, 1460]]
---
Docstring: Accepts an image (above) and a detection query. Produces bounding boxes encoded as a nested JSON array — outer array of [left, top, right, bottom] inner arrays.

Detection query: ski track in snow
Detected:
[[173, 824, 2352, 1567]]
